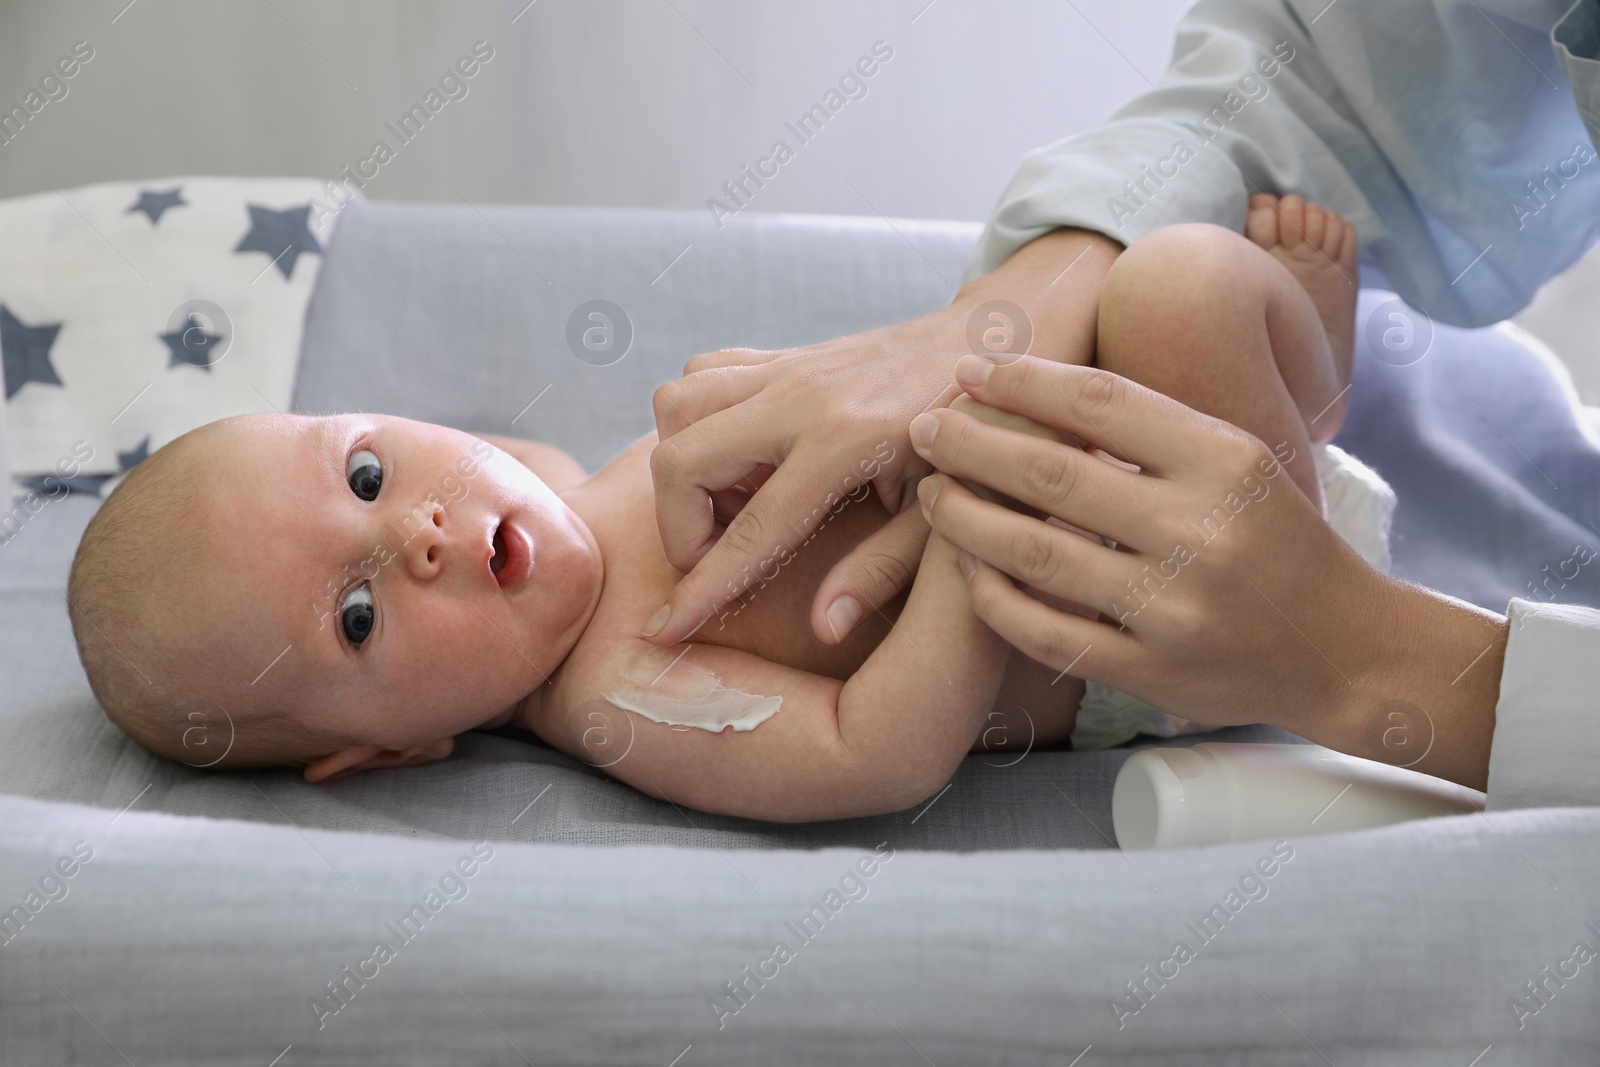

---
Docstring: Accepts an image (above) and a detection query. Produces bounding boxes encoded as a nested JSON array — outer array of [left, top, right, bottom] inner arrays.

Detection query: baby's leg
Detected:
[[978, 215, 1355, 751], [1094, 220, 1351, 513], [1243, 194, 1358, 436], [977, 647, 1085, 753]]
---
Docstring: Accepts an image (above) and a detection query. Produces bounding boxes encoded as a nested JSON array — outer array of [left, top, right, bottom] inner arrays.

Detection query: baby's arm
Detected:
[[548, 534, 1007, 822], [472, 432, 587, 491]]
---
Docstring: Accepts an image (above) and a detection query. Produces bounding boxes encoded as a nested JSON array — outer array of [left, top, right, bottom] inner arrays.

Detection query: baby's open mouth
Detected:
[[489, 519, 532, 590]]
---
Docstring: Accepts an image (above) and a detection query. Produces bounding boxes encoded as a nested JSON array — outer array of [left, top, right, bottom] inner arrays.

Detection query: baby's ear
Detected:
[[303, 737, 455, 783]]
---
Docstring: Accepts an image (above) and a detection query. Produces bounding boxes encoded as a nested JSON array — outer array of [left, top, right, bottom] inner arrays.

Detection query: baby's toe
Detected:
[[1329, 212, 1358, 265], [1244, 194, 1281, 247], [1301, 202, 1327, 250], [1276, 195, 1307, 249]]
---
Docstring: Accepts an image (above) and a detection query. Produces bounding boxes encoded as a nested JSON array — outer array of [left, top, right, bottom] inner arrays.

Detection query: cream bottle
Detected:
[[1112, 742, 1484, 850]]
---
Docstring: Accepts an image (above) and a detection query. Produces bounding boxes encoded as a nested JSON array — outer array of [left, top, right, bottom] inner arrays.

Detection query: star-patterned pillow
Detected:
[[0, 177, 351, 501]]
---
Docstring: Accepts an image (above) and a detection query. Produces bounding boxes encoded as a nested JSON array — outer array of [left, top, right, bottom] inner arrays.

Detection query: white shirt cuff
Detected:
[[1485, 597, 1600, 810]]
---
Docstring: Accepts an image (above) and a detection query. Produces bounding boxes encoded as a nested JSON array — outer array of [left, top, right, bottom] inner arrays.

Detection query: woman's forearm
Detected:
[[952, 227, 1121, 367]]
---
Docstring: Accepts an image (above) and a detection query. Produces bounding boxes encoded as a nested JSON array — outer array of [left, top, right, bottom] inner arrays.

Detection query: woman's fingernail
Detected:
[[909, 412, 940, 451], [958, 550, 977, 581], [917, 475, 941, 512], [641, 604, 671, 637], [956, 353, 996, 388], [825, 595, 863, 643]]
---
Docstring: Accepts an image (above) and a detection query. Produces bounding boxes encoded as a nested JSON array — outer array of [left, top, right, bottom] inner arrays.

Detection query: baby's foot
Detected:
[[1245, 193, 1358, 416]]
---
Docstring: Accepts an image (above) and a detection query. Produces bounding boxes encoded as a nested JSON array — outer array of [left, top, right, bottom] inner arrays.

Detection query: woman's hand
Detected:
[[912, 354, 1508, 789], [645, 229, 1121, 647], [647, 310, 958, 645]]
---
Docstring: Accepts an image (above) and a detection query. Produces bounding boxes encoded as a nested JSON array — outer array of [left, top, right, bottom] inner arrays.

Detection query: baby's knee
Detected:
[[1101, 223, 1270, 321]]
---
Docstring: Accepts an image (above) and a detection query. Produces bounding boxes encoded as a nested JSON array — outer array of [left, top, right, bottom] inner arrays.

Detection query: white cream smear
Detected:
[[603, 648, 782, 733]]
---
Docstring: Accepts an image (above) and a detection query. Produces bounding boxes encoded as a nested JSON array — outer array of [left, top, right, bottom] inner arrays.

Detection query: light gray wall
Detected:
[[0, 0, 1190, 223]]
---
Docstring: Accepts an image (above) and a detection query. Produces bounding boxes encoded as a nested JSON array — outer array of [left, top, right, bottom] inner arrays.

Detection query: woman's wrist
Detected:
[[1307, 576, 1508, 790]]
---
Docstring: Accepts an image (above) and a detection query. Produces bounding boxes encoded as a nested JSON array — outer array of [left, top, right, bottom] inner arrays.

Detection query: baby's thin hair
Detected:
[[67, 425, 339, 769]]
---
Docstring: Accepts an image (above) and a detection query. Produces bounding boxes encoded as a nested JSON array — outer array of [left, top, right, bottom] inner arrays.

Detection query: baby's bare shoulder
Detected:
[[472, 432, 587, 491]]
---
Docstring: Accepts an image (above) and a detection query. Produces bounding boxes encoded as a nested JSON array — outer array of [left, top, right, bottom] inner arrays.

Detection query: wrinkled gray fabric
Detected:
[[3, 794, 1596, 1066]]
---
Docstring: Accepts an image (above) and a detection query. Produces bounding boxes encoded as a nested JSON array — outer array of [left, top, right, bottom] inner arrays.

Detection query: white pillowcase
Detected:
[[1, 176, 350, 500]]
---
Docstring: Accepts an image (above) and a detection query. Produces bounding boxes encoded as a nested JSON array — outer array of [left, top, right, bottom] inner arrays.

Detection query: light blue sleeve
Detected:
[[964, 0, 1600, 328]]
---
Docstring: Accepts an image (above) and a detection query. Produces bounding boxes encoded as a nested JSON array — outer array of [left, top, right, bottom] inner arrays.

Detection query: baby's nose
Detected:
[[397, 499, 448, 580]]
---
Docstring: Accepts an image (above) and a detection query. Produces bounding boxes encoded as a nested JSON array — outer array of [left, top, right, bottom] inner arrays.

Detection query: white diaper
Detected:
[[1071, 443, 1395, 751]]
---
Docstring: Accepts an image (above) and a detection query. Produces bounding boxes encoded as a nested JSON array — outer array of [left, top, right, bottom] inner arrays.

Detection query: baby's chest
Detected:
[[586, 478, 901, 684]]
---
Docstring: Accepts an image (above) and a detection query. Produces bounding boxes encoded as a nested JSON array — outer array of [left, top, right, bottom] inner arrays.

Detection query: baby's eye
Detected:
[[340, 584, 375, 646], [347, 448, 383, 501]]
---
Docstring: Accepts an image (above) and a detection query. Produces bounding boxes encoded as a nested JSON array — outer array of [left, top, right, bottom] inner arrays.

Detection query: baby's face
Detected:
[[193, 413, 601, 758]]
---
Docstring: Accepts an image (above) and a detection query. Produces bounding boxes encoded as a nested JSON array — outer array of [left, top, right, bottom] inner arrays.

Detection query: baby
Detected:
[[67, 195, 1364, 822]]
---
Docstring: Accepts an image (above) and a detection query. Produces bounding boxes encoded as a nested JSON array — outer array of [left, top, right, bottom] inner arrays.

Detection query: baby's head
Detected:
[[67, 413, 602, 781]]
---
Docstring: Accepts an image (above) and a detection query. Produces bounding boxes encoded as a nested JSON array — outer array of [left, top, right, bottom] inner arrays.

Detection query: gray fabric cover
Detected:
[[293, 202, 981, 473], [4, 793, 1596, 1065], [4, 200, 1599, 1063]]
